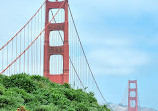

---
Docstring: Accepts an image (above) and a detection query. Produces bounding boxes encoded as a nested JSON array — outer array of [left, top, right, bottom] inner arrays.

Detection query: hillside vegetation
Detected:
[[0, 74, 110, 111]]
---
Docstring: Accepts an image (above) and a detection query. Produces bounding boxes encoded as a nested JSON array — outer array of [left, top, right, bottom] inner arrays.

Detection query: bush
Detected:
[[63, 83, 71, 88], [0, 84, 5, 95], [32, 104, 61, 111], [0, 74, 110, 111], [3, 74, 37, 93], [0, 95, 14, 107], [75, 103, 89, 111]]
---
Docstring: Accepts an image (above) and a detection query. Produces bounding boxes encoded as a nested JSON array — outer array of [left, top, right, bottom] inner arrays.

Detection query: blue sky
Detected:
[[0, 0, 158, 110], [70, 0, 158, 109]]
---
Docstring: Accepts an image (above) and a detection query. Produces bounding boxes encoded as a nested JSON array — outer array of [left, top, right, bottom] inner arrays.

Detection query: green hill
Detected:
[[0, 74, 110, 111]]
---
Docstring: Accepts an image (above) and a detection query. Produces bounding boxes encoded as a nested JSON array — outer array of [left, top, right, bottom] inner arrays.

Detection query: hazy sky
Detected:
[[0, 0, 158, 110]]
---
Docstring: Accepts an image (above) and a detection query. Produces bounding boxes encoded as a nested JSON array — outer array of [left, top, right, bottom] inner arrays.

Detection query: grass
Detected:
[[0, 74, 110, 111]]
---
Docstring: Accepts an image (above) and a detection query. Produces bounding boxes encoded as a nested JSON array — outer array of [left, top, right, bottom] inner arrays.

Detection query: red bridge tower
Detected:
[[128, 80, 138, 111], [44, 0, 69, 84]]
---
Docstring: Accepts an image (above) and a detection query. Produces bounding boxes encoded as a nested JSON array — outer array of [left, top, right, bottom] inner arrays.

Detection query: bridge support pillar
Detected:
[[128, 80, 138, 111], [44, 0, 69, 84]]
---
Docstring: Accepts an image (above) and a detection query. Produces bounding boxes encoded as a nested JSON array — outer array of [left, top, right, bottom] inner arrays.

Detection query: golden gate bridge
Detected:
[[0, 0, 141, 110]]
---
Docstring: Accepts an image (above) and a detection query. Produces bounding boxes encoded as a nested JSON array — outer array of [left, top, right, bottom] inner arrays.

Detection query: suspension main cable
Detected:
[[68, 4, 113, 110], [121, 85, 128, 105], [50, 9, 86, 90], [0, 1, 46, 51], [0, 0, 66, 75]]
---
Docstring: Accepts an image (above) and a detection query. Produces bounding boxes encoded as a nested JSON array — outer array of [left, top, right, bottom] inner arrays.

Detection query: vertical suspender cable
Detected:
[[2, 49, 3, 72], [68, 5, 113, 110], [40, 7, 42, 75], [28, 24, 30, 73], [31, 20, 33, 75], [12, 40, 13, 75], [7, 45, 8, 75], [20, 32, 21, 73], [16, 34, 17, 74], [0, 2, 45, 52], [24, 28, 26, 73], [37, 11, 39, 75], [0, 1, 46, 76], [0, 1, 66, 75], [35, 16, 36, 75]]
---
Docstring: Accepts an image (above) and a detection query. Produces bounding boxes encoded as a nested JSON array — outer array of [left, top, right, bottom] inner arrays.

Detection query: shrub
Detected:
[[0, 84, 5, 95], [3, 74, 37, 93], [63, 83, 71, 88], [32, 104, 61, 111], [0, 74, 110, 111], [0, 96, 13, 107], [75, 102, 89, 111]]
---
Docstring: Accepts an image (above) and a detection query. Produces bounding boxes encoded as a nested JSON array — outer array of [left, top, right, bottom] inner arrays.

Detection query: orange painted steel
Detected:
[[0, 2, 46, 51], [44, 0, 69, 84], [0, 1, 65, 75], [128, 80, 138, 111]]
